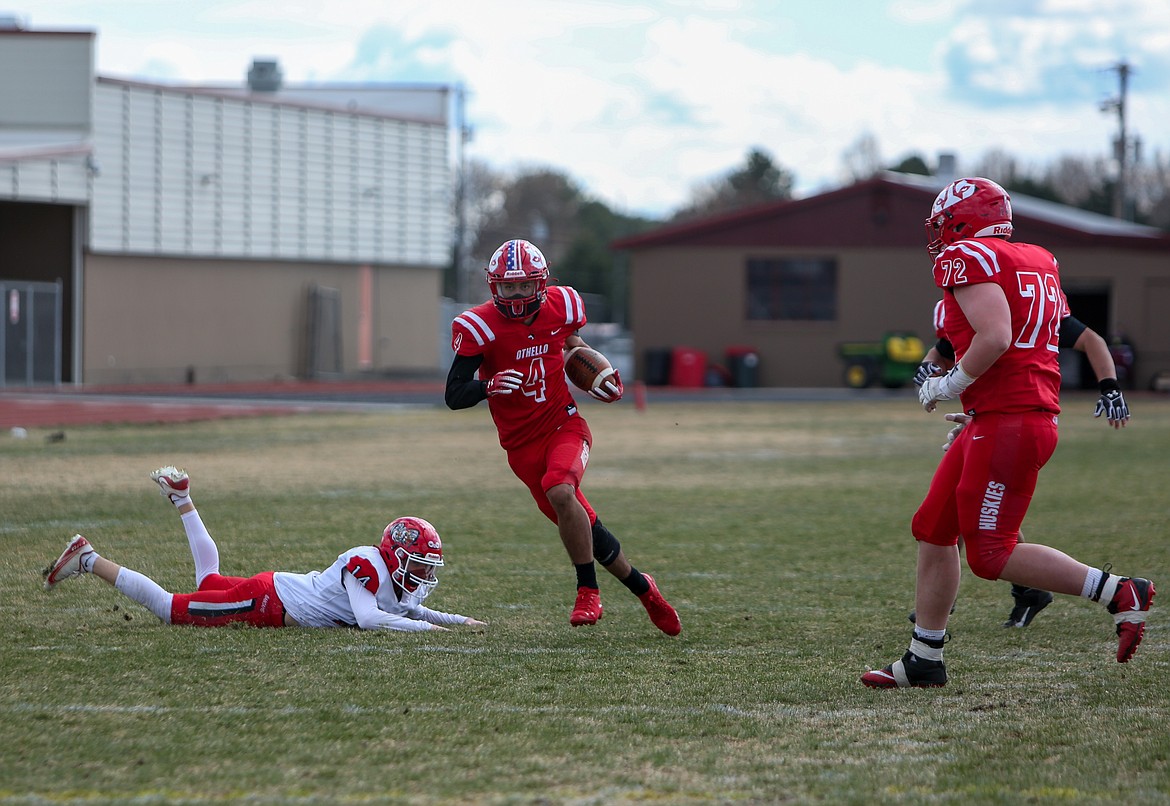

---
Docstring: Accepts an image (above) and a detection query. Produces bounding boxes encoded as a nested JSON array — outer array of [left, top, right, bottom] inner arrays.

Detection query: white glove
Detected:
[[485, 369, 524, 396], [919, 363, 978, 413], [587, 370, 623, 403]]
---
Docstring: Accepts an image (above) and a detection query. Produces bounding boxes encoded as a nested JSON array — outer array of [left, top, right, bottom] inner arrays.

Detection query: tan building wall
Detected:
[[82, 254, 440, 384], [631, 244, 1170, 389], [631, 245, 940, 387], [1058, 249, 1170, 385], [622, 175, 1170, 389]]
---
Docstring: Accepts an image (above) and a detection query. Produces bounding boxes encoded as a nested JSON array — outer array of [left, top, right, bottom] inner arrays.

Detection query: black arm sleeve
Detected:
[[1058, 314, 1088, 350], [445, 353, 488, 410], [935, 337, 955, 362]]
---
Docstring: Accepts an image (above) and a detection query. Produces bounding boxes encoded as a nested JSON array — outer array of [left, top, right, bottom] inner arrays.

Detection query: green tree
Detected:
[[671, 147, 795, 221], [458, 164, 656, 321], [889, 153, 931, 176]]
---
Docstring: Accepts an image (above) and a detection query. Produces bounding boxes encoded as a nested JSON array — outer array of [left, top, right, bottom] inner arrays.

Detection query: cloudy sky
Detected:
[[25, 0, 1170, 218]]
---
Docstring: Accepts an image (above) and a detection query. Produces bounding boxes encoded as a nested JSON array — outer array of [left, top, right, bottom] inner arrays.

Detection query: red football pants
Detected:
[[911, 411, 1059, 580], [170, 571, 287, 627], [506, 415, 598, 525]]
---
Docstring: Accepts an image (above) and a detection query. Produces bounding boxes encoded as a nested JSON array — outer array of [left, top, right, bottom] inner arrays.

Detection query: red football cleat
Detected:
[[570, 586, 603, 626], [638, 574, 681, 636], [1108, 577, 1155, 663]]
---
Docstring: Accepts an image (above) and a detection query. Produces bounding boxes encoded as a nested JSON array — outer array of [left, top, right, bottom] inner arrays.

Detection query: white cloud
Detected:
[[24, 0, 1170, 218]]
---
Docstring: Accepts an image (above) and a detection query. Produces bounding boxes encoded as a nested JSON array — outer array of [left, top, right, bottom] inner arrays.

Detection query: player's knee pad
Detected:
[[591, 520, 621, 566]]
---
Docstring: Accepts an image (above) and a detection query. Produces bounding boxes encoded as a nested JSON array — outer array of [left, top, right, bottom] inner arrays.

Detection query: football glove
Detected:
[[913, 361, 942, 388], [1094, 378, 1130, 427], [485, 369, 524, 396], [918, 363, 977, 413], [588, 370, 623, 403]]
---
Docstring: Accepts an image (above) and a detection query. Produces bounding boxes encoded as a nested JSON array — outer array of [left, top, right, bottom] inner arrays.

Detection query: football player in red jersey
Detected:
[[862, 179, 1153, 688], [43, 467, 487, 633], [908, 296, 1132, 629], [445, 238, 680, 635]]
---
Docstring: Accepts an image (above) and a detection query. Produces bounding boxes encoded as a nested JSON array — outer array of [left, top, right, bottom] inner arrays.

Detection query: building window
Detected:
[[746, 257, 837, 321]]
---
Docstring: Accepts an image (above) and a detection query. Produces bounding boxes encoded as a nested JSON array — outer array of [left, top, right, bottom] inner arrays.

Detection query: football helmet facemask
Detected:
[[486, 239, 550, 319], [925, 177, 1013, 258], [380, 516, 444, 602]]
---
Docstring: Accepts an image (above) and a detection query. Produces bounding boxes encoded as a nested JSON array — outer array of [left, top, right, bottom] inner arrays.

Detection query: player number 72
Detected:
[[1015, 271, 1062, 352]]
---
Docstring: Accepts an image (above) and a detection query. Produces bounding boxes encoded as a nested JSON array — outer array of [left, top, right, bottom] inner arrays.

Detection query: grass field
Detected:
[[1, 394, 1167, 804]]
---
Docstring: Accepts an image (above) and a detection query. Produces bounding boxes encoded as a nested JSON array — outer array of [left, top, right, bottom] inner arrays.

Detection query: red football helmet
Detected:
[[925, 177, 1013, 258], [485, 239, 549, 319], [380, 516, 444, 602]]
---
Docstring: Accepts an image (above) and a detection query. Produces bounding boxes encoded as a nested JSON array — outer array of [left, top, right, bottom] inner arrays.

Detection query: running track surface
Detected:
[[0, 380, 447, 429]]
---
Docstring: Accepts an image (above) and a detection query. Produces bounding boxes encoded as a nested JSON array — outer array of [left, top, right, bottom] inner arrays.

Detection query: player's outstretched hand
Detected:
[[588, 370, 623, 403], [486, 369, 524, 396], [1094, 379, 1130, 428], [913, 361, 942, 388], [942, 412, 972, 451]]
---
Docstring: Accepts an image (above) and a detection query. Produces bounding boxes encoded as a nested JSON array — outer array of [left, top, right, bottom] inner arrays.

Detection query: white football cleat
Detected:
[[150, 466, 191, 506], [43, 534, 95, 590]]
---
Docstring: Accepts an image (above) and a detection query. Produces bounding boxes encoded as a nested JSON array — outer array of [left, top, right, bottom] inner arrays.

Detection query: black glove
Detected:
[[1094, 378, 1130, 425], [913, 361, 941, 388]]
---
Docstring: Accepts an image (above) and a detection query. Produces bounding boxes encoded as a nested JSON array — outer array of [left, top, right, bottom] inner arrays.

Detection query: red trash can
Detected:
[[670, 347, 707, 388]]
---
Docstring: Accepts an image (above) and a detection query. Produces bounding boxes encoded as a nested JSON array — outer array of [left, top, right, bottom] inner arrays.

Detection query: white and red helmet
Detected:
[[925, 177, 1013, 258], [485, 239, 549, 319], [380, 516, 444, 602]]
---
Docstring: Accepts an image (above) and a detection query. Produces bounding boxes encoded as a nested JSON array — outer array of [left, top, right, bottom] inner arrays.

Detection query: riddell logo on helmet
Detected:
[[991, 225, 1010, 235]]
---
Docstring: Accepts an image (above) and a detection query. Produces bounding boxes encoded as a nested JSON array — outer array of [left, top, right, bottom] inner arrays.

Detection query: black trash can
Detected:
[[643, 348, 672, 386], [725, 346, 760, 388]]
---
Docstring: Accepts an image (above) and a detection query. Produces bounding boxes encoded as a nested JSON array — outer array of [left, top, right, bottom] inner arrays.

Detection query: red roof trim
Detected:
[[611, 175, 1170, 251]]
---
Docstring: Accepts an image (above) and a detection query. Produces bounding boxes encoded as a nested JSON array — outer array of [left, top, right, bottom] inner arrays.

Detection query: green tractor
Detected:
[[838, 331, 926, 389]]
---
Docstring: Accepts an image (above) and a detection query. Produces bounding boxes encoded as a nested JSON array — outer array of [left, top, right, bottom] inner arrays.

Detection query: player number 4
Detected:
[[521, 358, 547, 403]]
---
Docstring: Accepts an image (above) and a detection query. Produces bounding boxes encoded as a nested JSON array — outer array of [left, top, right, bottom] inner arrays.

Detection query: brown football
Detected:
[[564, 346, 615, 393]]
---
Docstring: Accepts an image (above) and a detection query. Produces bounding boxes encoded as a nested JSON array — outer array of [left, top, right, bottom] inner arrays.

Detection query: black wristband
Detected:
[[1099, 378, 1120, 395], [936, 338, 955, 362]]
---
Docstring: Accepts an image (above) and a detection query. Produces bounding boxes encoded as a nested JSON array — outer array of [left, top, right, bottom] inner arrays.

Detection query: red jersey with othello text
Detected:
[[932, 238, 1064, 416], [451, 286, 587, 450]]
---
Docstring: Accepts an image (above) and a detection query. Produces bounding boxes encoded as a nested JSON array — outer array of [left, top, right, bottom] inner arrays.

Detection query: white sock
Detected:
[[114, 567, 175, 623], [1082, 569, 1122, 604], [81, 551, 100, 573], [180, 508, 220, 588], [1081, 568, 1103, 599]]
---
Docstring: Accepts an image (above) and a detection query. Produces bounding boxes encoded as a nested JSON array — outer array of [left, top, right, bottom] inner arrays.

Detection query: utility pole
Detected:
[[1100, 60, 1133, 221]]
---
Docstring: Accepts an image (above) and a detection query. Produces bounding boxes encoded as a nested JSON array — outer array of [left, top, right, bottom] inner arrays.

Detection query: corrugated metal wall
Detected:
[[0, 157, 89, 204], [90, 79, 452, 266]]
